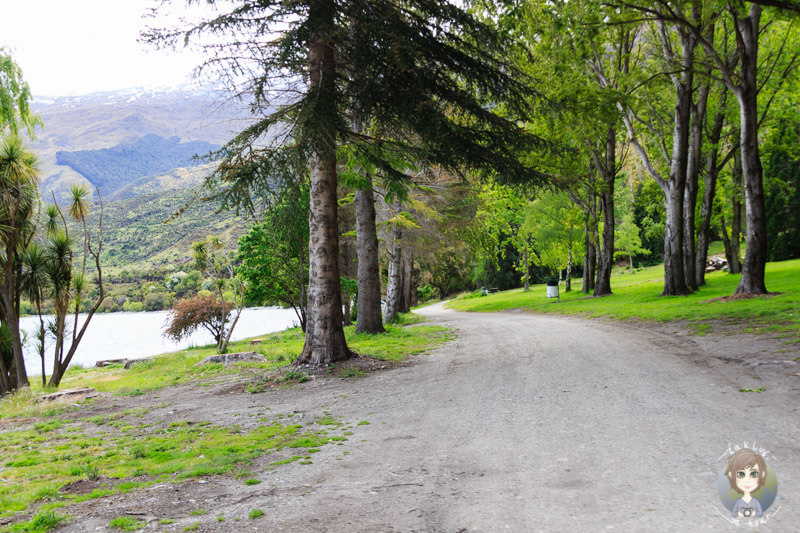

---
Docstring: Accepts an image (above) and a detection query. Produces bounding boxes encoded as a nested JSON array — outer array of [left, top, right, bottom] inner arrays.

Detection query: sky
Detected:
[[0, 0, 207, 96]]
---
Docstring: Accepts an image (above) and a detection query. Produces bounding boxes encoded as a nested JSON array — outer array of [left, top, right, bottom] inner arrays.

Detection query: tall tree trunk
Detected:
[[522, 240, 530, 291], [401, 250, 413, 313], [569, 180, 596, 294], [296, 8, 352, 366], [583, 194, 600, 294], [583, 210, 597, 294], [1, 258, 29, 389], [593, 127, 615, 297], [729, 152, 744, 274], [0, 337, 11, 394], [384, 222, 402, 324], [37, 304, 46, 388], [354, 176, 385, 334], [683, 82, 709, 291], [565, 243, 573, 292], [661, 31, 695, 296], [732, 7, 767, 294], [339, 237, 355, 327], [720, 215, 734, 270], [620, 24, 695, 296], [662, 182, 690, 295], [695, 109, 726, 287]]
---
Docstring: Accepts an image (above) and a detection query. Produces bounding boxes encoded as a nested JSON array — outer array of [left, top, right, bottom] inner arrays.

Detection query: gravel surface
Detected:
[[51, 302, 800, 532]]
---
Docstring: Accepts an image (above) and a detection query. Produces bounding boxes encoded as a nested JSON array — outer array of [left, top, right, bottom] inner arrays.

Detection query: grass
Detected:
[[0, 311, 451, 528], [1, 313, 450, 418], [449, 258, 800, 341], [0, 412, 344, 524], [4, 511, 67, 532], [108, 516, 146, 531]]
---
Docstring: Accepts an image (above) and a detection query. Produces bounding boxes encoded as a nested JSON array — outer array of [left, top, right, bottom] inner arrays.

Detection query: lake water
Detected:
[[19, 307, 300, 375]]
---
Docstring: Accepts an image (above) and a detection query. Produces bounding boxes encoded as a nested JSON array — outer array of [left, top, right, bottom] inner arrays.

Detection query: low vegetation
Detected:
[[0, 313, 450, 528]]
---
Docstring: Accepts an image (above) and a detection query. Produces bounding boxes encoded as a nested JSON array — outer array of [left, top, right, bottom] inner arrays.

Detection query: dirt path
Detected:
[[57, 303, 799, 532]]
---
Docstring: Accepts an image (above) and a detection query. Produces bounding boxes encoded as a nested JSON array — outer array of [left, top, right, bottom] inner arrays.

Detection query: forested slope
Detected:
[[56, 134, 219, 196]]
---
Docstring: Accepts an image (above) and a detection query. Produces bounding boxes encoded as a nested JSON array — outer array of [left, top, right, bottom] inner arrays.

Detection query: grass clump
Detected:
[[7, 510, 68, 532], [108, 516, 146, 531], [248, 509, 265, 519]]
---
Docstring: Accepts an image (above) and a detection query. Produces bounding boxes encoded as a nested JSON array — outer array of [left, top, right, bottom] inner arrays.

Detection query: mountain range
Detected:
[[29, 86, 254, 272]]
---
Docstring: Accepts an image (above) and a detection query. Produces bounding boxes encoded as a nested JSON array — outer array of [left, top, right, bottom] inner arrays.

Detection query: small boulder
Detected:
[[124, 358, 154, 369], [197, 351, 264, 366]]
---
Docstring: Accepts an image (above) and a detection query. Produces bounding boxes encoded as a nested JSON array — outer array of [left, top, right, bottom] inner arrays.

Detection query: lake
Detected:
[[20, 307, 300, 375]]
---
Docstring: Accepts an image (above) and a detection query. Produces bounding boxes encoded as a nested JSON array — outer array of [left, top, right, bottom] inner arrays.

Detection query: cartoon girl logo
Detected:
[[717, 448, 779, 521]]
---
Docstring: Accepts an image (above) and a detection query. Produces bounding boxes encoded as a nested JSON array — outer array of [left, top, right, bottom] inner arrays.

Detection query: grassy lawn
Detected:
[[449, 258, 800, 340], [4, 313, 451, 402], [0, 313, 451, 530]]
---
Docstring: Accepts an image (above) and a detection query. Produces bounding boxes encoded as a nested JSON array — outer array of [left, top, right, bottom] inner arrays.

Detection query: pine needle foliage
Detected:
[[144, 0, 550, 210]]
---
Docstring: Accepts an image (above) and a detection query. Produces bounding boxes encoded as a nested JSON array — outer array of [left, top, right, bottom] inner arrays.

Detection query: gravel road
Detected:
[[58, 302, 800, 532]]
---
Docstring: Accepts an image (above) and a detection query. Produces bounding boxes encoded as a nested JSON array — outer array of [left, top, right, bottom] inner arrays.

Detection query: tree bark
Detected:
[[566, 243, 573, 292], [729, 153, 744, 274], [354, 178, 385, 332], [522, 240, 530, 291], [296, 6, 352, 366], [593, 127, 615, 297], [584, 233, 595, 294], [732, 6, 767, 294], [401, 250, 413, 313], [1, 253, 29, 389], [661, 30, 696, 296], [582, 191, 598, 294], [720, 215, 734, 270], [384, 221, 402, 324], [695, 109, 726, 286], [662, 183, 690, 295], [683, 82, 709, 291]]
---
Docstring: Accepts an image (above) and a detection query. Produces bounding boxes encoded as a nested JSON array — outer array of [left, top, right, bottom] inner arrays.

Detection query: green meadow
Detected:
[[449, 258, 800, 341]]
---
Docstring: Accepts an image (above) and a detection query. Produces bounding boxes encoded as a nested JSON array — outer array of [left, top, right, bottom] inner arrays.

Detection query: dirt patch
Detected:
[[60, 478, 113, 496], [233, 355, 413, 394]]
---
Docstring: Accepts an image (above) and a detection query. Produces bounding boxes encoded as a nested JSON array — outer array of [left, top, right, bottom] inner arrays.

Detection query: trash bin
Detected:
[[546, 280, 559, 299]]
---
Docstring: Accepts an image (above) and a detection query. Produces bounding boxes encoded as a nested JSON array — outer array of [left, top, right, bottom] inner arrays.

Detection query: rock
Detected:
[[197, 351, 264, 366], [124, 358, 154, 369], [36, 386, 97, 403], [706, 256, 728, 271]]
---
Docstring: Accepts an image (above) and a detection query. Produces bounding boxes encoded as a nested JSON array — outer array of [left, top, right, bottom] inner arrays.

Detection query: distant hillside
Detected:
[[68, 165, 248, 272], [30, 86, 250, 200], [26, 87, 255, 274], [55, 134, 220, 196]]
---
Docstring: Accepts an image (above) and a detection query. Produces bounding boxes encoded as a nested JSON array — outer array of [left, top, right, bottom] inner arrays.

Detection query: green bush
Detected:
[[122, 301, 144, 312], [417, 283, 435, 303]]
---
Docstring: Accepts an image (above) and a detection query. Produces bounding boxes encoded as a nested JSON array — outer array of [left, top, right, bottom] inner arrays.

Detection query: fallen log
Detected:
[[36, 387, 97, 403]]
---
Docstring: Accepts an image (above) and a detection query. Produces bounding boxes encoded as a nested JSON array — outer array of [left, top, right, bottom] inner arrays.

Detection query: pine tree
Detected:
[[145, 0, 549, 367]]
